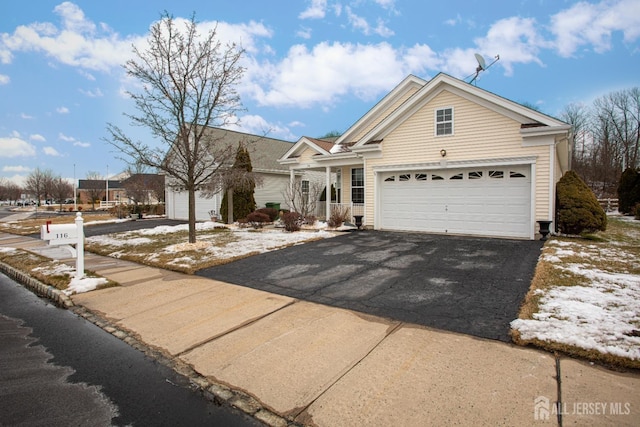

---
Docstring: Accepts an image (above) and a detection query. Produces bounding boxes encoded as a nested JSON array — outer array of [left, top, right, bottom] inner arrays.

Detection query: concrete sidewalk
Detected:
[[1, 233, 638, 426]]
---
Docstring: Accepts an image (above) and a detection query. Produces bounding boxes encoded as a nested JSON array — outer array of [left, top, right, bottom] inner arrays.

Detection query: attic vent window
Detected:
[[435, 107, 453, 136]]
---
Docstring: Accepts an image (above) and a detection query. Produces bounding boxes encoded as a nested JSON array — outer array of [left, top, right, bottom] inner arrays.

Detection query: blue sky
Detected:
[[1, 0, 639, 184]]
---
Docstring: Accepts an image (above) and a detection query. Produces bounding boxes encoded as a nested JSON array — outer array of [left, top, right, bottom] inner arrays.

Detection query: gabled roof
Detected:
[[278, 136, 336, 163], [333, 74, 427, 147], [278, 73, 571, 166], [350, 73, 570, 150]]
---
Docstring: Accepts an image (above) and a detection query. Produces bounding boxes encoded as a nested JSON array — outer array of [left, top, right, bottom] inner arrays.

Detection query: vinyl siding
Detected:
[[363, 89, 553, 227], [351, 87, 420, 142], [254, 174, 289, 208], [298, 147, 320, 164]]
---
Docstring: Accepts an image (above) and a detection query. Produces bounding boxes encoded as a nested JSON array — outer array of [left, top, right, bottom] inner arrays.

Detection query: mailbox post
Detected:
[[40, 212, 85, 279]]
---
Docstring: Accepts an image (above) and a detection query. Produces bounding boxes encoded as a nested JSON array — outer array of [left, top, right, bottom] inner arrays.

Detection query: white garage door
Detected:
[[167, 190, 218, 221], [379, 165, 531, 238]]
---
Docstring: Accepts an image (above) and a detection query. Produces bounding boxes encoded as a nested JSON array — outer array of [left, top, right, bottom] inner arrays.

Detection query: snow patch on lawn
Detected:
[[32, 262, 109, 295], [511, 240, 640, 360]]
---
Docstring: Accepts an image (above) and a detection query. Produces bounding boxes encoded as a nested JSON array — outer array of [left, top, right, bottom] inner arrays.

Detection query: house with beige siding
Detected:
[[279, 73, 571, 240], [166, 127, 298, 221]]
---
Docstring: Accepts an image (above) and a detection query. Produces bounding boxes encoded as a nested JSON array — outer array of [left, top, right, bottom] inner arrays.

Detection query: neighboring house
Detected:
[[166, 127, 318, 221], [279, 73, 571, 240], [77, 174, 165, 206], [121, 173, 165, 205], [77, 179, 126, 205]]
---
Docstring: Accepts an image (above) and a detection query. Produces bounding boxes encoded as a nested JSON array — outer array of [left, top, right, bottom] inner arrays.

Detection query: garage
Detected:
[[379, 165, 532, 239], [166, 190, 219, 221]]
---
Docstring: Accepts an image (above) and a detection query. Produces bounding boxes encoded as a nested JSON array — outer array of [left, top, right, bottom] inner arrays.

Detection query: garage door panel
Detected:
[[380, 166, 531, 238]]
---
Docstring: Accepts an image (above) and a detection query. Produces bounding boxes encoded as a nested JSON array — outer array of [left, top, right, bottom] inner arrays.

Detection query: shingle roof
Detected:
[[200, 127, 294, 172], [304, 137, 335, 153]]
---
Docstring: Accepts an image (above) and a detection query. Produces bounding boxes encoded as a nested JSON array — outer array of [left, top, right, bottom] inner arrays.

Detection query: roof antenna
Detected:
[[469, 53, 499, 85]]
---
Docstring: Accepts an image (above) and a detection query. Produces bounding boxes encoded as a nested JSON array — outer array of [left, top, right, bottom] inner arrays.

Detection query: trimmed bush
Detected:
[[245, 211, 271, 229], [256, 207, 278, 221], [557, 170, 607, 235], [617, 167, 640, 214], [282, 211, 303, 232], [327, 205, 350, 228]]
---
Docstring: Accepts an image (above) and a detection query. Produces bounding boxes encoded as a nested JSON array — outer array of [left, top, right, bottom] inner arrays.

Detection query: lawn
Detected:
[[2, 211, 638, 368], [84, 221, 337, 274], [511, 215, 640, 369]]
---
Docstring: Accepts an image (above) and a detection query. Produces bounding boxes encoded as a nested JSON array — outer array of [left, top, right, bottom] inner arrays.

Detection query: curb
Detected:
[[1, 259, 296, 427], [0, 261, 74, 309], [71, 306, 298, 427]]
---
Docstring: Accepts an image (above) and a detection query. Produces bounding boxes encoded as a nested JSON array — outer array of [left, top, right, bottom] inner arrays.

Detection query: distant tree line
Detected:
[[561, 87, 640, 198], [0, 167, 73, 209]]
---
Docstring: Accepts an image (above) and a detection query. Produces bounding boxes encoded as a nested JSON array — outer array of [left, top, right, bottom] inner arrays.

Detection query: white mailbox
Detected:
[[40, 223, 79, 245]]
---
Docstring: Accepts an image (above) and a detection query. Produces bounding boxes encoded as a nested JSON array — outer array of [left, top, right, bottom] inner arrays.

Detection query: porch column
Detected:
[[325, 166, 331, 221], [289, 168, 295, 211]]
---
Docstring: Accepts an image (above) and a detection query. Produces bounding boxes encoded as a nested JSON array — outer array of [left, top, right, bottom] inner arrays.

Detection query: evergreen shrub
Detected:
[[557, 170, 607, 235], [617, 167, 640, 214]]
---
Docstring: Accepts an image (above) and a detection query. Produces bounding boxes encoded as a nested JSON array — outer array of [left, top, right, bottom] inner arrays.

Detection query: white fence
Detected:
[[597, 198, 619, 212]]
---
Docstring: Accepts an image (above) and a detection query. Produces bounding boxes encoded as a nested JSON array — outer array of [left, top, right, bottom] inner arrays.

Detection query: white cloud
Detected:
[[0, 74, 9, 85], [346, 7, 370, 34], [79, 87, 103, 97], [30, 134, 46, 142], [227, 114, 297, 141], [299, 0, 328, 19], [201, 20, 273, 55], [58, 132, 90, 147], [374, 0, 397, 9], [345, 8, 394, 37], [3, 165, 30, 173], [0, 136, 36, 157], [78, 69, 96, 81], [43, 146, 61, 156], [249, 41, 438, 108], [58, 132, 75, 142], [56, 106, 69, 114], [20, 113, 33, 119], [373, 19, 395, 38], [474, 16, 546, 76], [550, 0, 640, 57], [444, 14, 461, 26], [0, 4, 139, 72], [296, 26, 312, 39]]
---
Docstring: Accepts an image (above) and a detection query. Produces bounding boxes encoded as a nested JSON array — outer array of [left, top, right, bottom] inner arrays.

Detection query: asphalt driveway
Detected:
[[198, 231, 543, 342]]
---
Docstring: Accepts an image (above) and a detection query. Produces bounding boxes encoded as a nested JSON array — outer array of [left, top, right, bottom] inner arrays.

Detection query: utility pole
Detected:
[[106, 164, 109, 205], [73, 163, 77, 211]]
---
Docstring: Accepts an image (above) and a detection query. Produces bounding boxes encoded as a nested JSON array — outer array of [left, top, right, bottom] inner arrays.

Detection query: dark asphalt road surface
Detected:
[[198, 231, 543, 342], [0, 273, 263, 427]]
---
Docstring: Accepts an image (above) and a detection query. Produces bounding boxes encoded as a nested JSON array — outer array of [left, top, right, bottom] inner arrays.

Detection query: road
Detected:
[[0, 273, 263, 427]]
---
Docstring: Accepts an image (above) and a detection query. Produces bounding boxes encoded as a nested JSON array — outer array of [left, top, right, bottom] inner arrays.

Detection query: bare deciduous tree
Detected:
[[560, 87, 640, 198], [24, 168, 55, 211], [560, 102, 590, 172], [84, 171, 105, 210], [51, 178, 73, 212], [283, 178, 324, 220], [1, 180, 22, 205], [105, 13, 245, 243]]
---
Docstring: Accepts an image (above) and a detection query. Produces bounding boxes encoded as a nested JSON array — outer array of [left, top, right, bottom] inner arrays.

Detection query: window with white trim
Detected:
[[302, 180, 309, 204], [435, 107, 453, 136], [351, 168, 364, 203]]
